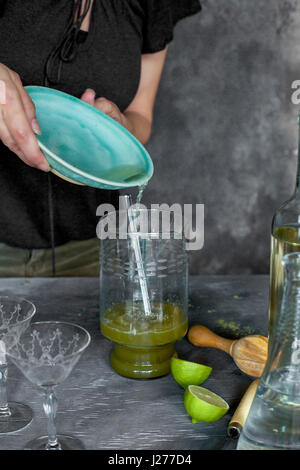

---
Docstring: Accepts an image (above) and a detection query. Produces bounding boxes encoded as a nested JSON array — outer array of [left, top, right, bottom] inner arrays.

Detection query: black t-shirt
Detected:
[[0, 0, 201, 249]]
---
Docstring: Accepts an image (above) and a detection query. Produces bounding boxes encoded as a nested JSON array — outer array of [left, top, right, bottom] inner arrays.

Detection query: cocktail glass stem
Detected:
[[43, 387, 60, 450], [0, 362, 11, 417]]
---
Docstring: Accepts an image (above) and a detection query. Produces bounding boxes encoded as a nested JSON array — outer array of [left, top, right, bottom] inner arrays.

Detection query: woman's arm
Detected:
[[123, 47, 168, 144], [81, 47, 168, 145]]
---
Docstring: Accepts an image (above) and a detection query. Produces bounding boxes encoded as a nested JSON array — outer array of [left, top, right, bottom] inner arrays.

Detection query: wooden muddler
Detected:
[[188, 325, 268, 377], [227, 379, 259, 438]]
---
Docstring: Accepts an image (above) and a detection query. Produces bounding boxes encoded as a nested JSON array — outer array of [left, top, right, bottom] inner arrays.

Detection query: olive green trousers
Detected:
[[0, 238, 100, 277]]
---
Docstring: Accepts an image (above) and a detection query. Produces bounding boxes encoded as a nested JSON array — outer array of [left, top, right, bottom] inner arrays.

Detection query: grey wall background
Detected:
[[141, 0, 300, 275]]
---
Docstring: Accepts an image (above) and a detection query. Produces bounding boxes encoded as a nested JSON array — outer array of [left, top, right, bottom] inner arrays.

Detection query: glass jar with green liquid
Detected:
[[99, 207, 188, 379], [269, 117, 300, 340]]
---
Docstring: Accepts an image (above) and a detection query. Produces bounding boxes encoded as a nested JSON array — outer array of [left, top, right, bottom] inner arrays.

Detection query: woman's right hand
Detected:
[[0, 63, 49, 171]]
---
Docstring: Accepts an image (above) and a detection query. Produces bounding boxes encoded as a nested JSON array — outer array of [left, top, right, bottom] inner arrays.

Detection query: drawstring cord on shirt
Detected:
[[44, 0, 91, 86], [47, 172, 56, 276], [43, 0, 92, 276]]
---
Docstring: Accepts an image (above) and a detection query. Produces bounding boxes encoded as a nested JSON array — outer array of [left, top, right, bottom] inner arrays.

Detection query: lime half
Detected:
[[171, 358, 212, 389], [184, 385, 229, 423]]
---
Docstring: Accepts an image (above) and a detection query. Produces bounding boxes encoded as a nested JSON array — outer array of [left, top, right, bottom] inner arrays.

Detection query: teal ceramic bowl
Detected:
[[25, 86, 153, 190]]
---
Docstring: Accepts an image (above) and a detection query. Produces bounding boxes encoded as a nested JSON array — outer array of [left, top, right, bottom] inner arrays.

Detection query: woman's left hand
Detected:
[[80, 88, 128, 129]]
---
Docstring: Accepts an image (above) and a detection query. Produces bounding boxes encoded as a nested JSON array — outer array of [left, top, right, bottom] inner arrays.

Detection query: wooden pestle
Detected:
[[188, 325, 268, 377]]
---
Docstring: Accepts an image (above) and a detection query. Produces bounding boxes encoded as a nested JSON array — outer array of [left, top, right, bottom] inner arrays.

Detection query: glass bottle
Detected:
[[269, 116, 300, 341], [238, 252, 300, 450], [98, 207, 188, 379]]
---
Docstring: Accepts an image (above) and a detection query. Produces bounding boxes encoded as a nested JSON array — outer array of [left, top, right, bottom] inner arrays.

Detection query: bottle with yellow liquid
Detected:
[[269, 117, 300, 341], [98, 207, 188, 379]]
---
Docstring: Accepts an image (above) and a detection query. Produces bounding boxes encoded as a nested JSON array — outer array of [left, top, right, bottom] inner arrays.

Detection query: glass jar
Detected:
[[99, 208, 188, 379]]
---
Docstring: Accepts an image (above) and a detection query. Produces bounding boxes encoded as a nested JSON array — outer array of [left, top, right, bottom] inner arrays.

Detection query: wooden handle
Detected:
[[227, 380, 259, 438], [188, 325, 236, 356]]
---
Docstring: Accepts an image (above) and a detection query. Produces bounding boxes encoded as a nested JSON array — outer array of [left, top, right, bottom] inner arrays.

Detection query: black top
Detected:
[[0, 0, 201, 249]]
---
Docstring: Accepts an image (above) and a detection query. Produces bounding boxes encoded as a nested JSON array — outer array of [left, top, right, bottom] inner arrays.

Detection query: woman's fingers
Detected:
[[8, 70, 41, 135], [80, 88, 96, 105], [95, 97, 114, 114], [81, 90, 125, 125], [94, 97, 124, 125], [81, 89, 127, 128], [1, 80, 49, 170]]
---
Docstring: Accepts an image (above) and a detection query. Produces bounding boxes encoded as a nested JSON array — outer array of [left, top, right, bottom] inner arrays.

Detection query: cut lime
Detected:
[[184, 385, 229, 423], [171, 358, 212, 388]]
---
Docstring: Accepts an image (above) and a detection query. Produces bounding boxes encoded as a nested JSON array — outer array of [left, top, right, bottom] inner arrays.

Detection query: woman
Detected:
[[0, 0, 201, 277]]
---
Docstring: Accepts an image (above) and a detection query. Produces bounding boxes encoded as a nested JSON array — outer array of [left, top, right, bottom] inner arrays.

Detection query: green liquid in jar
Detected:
[[101, 301, 188, 379]]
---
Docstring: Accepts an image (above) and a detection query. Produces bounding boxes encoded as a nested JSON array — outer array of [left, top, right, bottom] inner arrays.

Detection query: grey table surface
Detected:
[[0, 275, 269, 451]]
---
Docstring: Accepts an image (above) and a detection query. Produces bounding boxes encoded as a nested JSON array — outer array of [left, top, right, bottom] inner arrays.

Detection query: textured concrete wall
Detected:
[[142, 0, 300, 274]]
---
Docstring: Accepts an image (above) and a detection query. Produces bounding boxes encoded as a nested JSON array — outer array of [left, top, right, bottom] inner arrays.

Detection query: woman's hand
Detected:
[[80, 88, 150, 144], [80, 48, 168, 145], [80, 89, 128, 128], [0, 63, 49, 171]]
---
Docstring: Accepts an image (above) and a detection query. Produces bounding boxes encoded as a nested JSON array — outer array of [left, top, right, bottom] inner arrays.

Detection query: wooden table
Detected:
[[0, 275, 269, 450]]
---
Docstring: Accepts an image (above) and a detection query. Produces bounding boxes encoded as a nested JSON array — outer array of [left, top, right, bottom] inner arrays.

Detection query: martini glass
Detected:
[[0, 296, 36, 434], [7, 321, 91, 450]]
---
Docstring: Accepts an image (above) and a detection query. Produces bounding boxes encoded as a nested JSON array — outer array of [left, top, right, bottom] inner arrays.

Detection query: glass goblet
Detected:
[[0, 296, 36, 434], [7, 321, 91, 450]]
